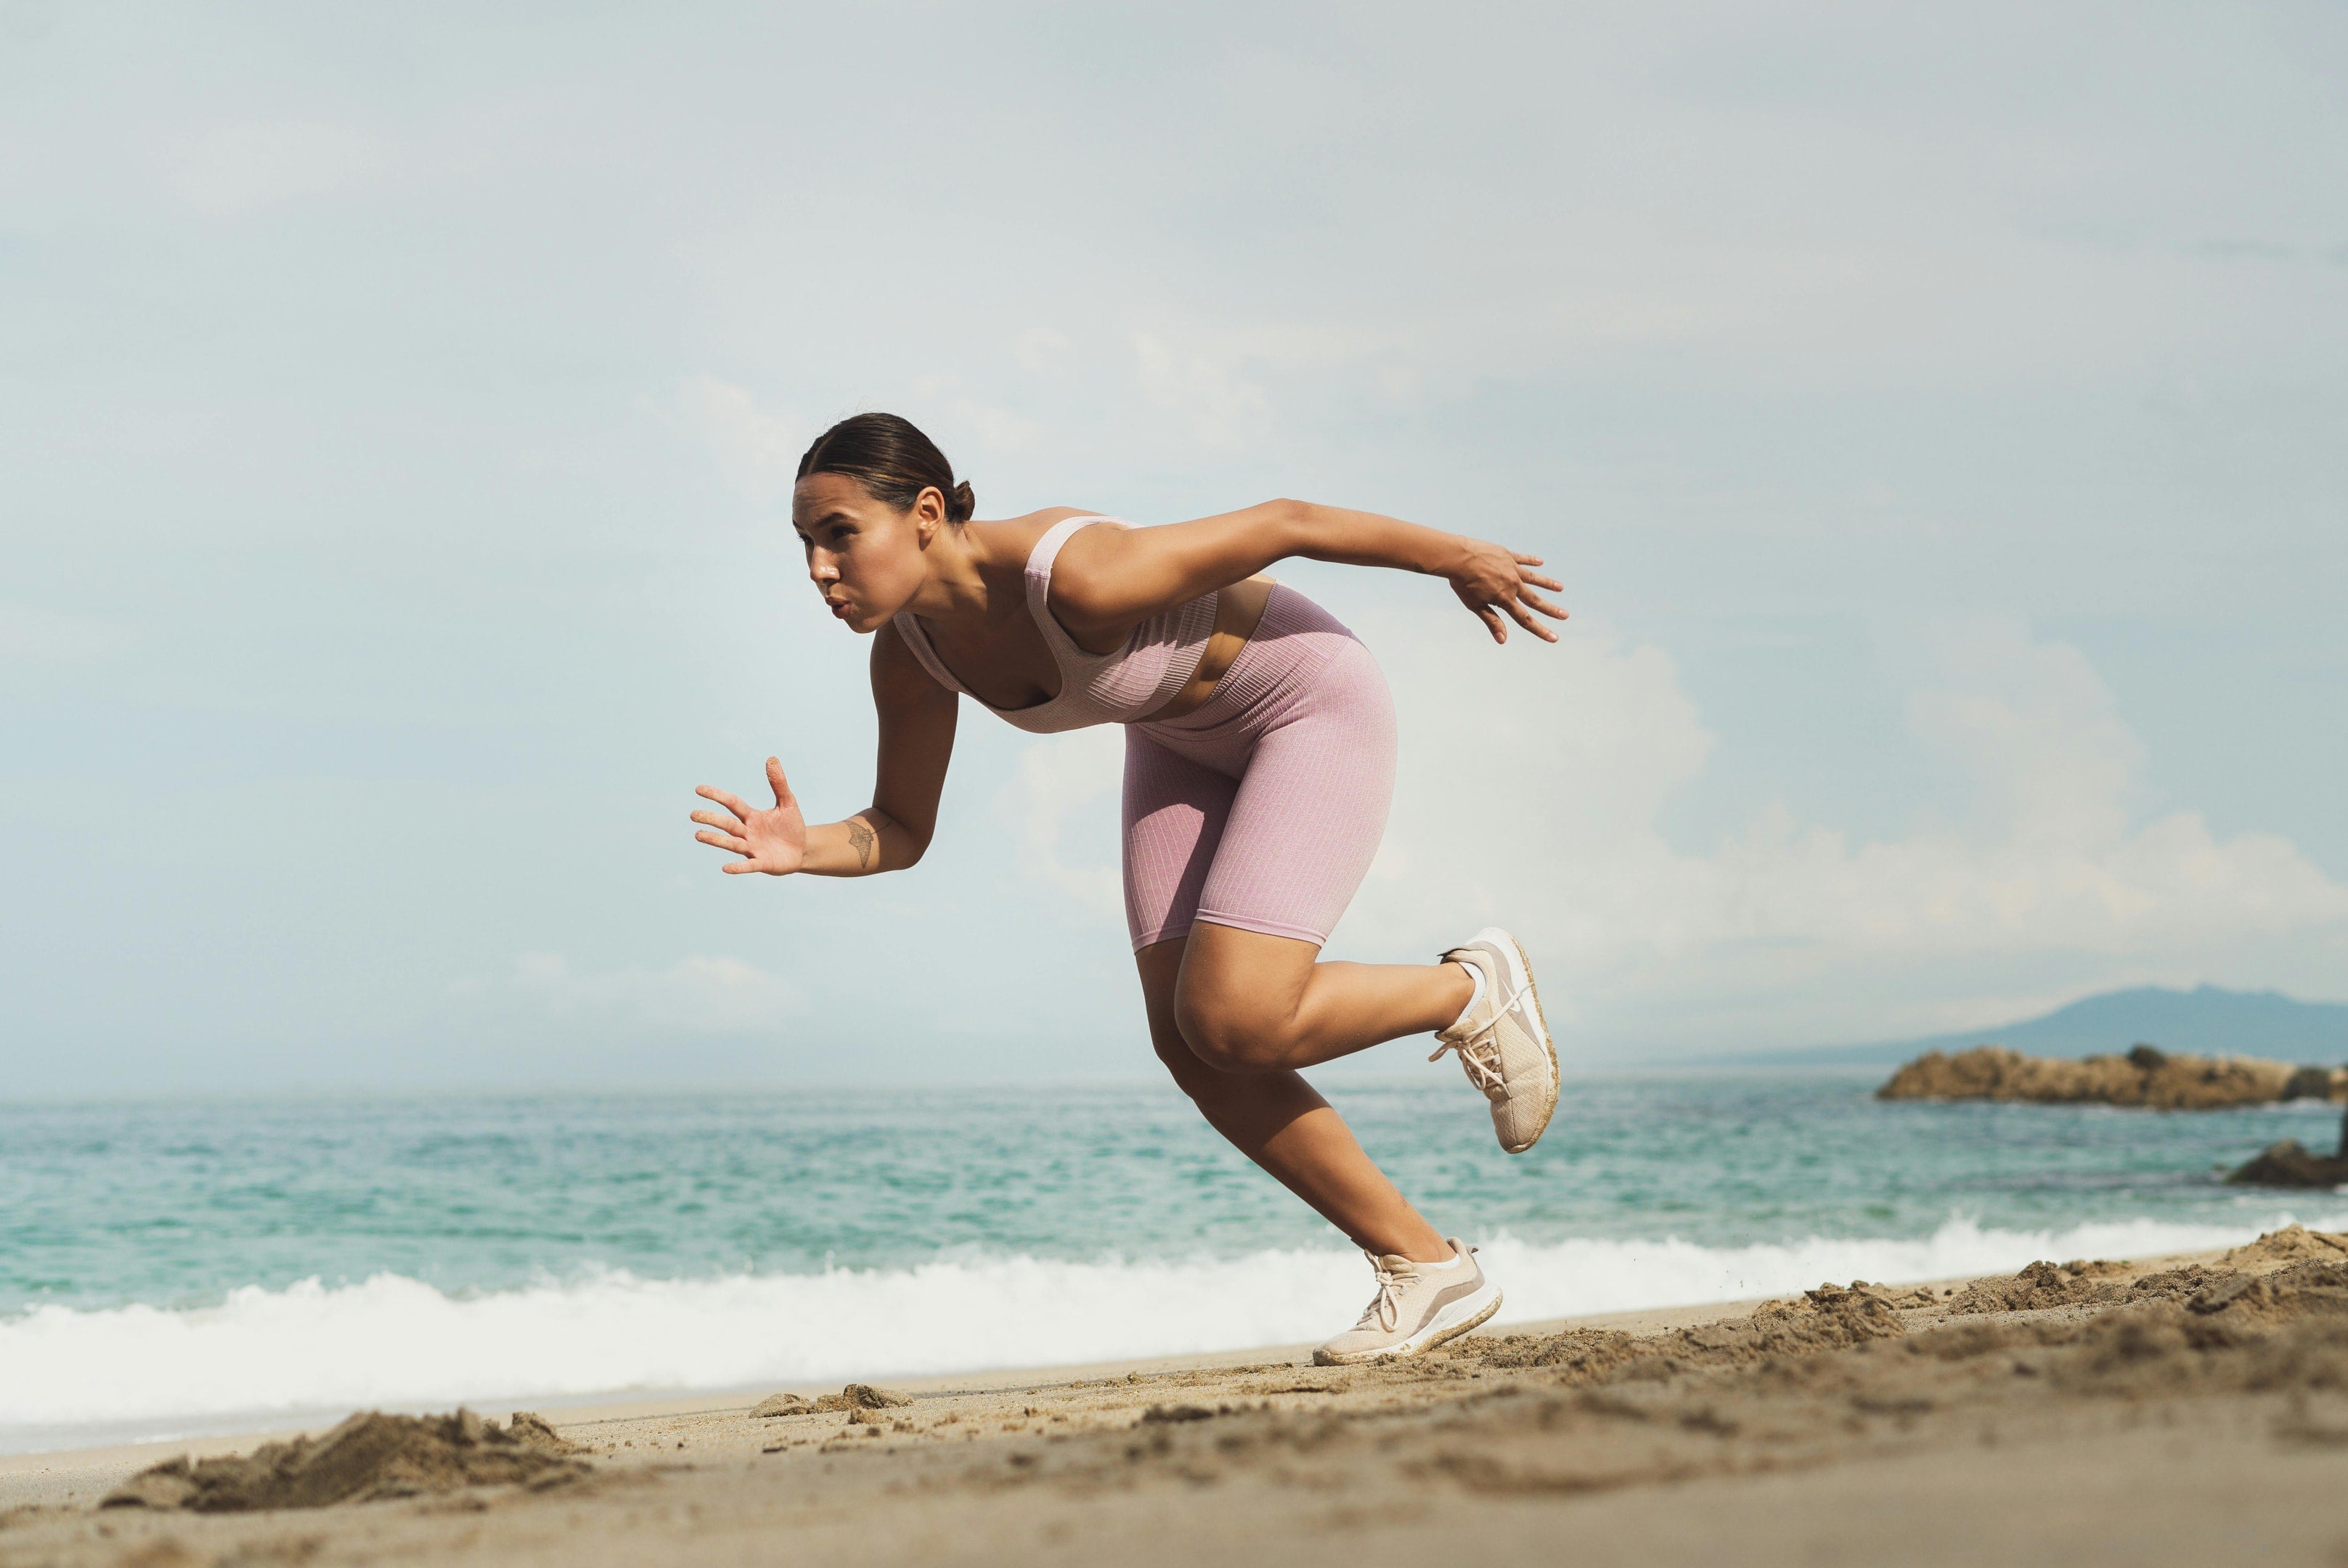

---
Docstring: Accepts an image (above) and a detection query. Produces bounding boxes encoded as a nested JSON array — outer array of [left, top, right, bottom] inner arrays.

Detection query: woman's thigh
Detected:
[[1121, 727, 1240, 952], [1192, 638, 1398, 949]]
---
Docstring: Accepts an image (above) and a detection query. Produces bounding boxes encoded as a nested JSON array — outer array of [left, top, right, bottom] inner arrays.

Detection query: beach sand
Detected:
[[7, 1226, 2348, 1567]]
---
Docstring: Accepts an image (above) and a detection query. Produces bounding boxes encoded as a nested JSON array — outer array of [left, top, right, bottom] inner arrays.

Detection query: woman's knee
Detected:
[[1171, 987, 1292, 1074]]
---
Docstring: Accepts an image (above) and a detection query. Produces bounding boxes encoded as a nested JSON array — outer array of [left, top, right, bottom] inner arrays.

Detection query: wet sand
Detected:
[[7, 1227, 2348, 1567]]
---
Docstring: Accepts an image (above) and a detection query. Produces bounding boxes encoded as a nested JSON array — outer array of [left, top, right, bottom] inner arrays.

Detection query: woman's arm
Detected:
[[1048, 499, 1569, 645], [690, 624, 958, 877]]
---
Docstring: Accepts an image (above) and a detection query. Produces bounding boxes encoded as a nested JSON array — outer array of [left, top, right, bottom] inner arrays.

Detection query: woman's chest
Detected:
[[924, 615, 1071, 712]]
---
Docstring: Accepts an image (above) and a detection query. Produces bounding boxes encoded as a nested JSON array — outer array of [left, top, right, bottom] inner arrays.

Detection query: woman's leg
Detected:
[[1167, 637, 1472, 1073], [1137, 937, 1451, 1262], [1174, 922, 1471, 1075], [1123, 725, 1450, 1262]]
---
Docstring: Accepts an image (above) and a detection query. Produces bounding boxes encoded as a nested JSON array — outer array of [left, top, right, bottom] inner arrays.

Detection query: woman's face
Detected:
[[791, 473, 939, 633]]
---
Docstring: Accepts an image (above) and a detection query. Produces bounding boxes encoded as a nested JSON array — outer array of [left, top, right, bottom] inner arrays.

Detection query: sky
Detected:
[[3, 1, 2344, 1095]]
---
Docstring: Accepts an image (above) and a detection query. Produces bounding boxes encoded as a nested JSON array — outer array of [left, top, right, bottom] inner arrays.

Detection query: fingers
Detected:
[[689, 809, 746, 834], [1517, 588, 1570, 622], [1503, 596, 1560, 643], [1519, 571, 1565, 593], [695, 785, 753, 822], [1512, 552, 1545, 567], [721, 860, 757, 874], [765, 756, 796, 807], [695, 829, 751, 854], [1475, 603, 1508, 644]]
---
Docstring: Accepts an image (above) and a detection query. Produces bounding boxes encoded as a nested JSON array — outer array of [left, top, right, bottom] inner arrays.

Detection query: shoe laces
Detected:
[[1352, 1254, 1408, 1332], [1429, 972, 1527, 1100]]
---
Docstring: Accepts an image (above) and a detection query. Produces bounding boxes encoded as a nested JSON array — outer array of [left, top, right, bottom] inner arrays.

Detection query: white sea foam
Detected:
[[8, 1210, 2343, 1454]]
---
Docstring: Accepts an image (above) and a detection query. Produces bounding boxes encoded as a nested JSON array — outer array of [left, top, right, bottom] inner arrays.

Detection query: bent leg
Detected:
[[1165, 640, 1471, 1073], [1138, 939, 1449, 1262], [1175, 921, 1471, 1074]]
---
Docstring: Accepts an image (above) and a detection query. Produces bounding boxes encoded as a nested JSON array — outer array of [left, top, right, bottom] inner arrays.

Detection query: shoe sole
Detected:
[[1313, 1281, 1504, 1366], [1476, 926, 1560, 1155]]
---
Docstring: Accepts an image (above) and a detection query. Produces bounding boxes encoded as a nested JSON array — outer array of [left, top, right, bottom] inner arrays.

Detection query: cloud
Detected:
[[998, 725, 1125, 918], [159, 121, 394, 216], [1342, 614, 2348, 1048], [510, 952, 804, 1034], [0, 604, 135, 666], [671, 377, 808, 506], [965, 614, 2348, 1053]]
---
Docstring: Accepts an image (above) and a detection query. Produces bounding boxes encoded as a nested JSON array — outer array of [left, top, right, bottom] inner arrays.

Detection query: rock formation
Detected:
[[2227, 1106, 2348, 1188], [1876, 1043, 2347, 1110]]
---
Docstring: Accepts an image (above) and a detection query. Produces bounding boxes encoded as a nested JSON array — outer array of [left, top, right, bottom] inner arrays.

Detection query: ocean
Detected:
[[4, 1071, 2343, 1456]]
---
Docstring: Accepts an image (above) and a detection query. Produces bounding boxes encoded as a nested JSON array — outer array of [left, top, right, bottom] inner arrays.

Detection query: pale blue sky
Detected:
[[4, 2, 2344, 1094]]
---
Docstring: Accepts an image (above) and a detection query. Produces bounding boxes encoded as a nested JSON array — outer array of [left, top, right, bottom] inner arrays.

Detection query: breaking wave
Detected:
[[8, 1209, 2341, 1454]]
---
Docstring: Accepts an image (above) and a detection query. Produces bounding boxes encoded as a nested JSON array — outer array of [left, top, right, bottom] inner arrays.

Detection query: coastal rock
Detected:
[[2226, 1109, 2348, 1189], [749, 1393, 812, 1418], [2225, 1140, 2348, 1189], [102, 1410, 589, 1513], [1875, 1044, 2339, 1110]]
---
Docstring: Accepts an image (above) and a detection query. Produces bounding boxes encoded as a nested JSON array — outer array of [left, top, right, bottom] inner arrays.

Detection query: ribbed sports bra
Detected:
[[890, 517, 1219, 735]]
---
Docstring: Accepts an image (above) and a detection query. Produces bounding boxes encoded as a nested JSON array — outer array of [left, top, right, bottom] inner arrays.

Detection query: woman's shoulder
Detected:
[[965, 507, 1119, 562]]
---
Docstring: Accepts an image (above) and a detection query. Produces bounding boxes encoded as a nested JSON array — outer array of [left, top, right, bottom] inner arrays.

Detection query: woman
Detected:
[[690, 413, 1568, 1363]]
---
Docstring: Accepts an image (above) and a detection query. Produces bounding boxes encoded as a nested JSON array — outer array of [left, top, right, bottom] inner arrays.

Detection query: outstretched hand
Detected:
[[691, 757, 806, 875], [1446, 539, 1568, 645]]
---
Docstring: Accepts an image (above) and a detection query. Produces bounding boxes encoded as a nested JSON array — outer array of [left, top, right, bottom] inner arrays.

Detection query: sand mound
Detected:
[[102, 1410, 589, 1513], [1945, 1259, 2130, 1315], [815, 1384, 912, 1412], [749, 1384, 912, 1420], [2223, 1225, 2348, 1267], [1456, 1280, 1907, 1377]]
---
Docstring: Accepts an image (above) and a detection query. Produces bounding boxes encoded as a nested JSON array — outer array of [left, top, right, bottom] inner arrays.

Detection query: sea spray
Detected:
[[8, 1211, 2343, 1455]]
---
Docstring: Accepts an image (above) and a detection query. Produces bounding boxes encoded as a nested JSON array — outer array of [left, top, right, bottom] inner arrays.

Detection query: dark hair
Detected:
[[795, 412, 975, 524]]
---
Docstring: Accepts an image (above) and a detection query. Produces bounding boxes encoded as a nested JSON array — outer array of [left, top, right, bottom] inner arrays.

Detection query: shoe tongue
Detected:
[[1374, 1253, 1419, 1275]]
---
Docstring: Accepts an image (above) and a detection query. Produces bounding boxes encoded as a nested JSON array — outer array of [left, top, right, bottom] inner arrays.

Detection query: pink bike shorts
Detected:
[[1121, 585, 1397, 951]]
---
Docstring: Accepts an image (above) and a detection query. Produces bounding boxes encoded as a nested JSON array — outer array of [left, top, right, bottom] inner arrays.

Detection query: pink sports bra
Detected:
[[890, 517, 1219, 735]]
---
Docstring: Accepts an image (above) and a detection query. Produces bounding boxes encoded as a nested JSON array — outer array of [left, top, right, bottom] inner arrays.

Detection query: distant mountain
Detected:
[[1749, 985, 2348, 1067]]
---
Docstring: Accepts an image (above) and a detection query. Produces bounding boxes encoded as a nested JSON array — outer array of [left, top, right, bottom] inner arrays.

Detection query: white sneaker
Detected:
[[1313, 1240, 1502, 1365], [1430, 927, 1560, 1153]]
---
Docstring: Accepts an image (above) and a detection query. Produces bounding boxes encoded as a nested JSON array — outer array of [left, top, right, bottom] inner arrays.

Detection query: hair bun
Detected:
[[948, 480, 977, 524]]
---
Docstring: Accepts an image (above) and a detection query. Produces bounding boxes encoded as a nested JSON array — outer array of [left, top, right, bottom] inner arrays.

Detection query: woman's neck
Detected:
[[899, 521, 1024, 628]]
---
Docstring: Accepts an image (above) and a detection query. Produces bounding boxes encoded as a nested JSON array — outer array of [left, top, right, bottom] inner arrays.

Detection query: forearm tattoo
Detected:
[[847, 818, 878, 870]]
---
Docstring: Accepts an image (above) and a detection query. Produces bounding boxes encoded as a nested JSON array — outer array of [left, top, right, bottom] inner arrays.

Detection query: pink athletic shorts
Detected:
[[1122, 585, 1398, 951]]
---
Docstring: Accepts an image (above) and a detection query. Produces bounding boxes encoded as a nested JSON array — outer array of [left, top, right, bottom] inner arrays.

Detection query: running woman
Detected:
[[690, 414, 1568, 1363]]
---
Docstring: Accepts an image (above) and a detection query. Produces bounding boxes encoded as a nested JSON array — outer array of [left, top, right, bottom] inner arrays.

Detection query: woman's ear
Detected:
[[911, 485, 947, 547]]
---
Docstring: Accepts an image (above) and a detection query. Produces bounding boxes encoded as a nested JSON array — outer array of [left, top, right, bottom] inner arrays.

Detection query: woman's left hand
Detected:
[[1446, 539, 1568, 644]]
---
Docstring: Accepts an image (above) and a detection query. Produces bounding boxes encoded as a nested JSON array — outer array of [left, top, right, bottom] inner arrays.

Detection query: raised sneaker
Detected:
[[1313, 1239, 1502, 1366], [1430, 927, 1560, 1154]]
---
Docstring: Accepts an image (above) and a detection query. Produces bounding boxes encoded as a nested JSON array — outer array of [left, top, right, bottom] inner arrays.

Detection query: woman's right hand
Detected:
[[1443, 537, 1568, 645], [691, 757, 807, 875]]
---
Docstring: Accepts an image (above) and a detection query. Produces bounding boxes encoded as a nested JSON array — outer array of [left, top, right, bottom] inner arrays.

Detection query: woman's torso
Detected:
[[891, 515, 1224, 735]]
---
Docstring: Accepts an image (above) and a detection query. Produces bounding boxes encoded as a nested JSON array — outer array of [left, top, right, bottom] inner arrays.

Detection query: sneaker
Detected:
[[1313, 1240, 1502, 1365], [1430, 927, 1560, 1153]]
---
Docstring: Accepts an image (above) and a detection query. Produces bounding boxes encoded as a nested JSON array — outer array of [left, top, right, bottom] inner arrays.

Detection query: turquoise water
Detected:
[[4, 1072, 2342, 1453]]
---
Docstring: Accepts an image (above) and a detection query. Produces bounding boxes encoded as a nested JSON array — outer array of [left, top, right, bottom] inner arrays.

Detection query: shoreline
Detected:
[[0, 1241, 2238, 1513], [9, 1226, 2348, 1564], [0, 1291, 1814, 1507]]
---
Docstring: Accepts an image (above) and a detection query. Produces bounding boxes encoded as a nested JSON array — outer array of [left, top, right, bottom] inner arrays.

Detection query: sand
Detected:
[[7, 1228, 2348, 1567]]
